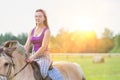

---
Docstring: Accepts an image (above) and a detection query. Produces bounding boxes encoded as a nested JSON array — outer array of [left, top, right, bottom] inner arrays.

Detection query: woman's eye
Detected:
[[38, 15, 42, 18], [35, 15, 42, 18]]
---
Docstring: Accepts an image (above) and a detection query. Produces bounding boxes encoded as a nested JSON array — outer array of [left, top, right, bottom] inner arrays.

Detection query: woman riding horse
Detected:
[[0, 40, 86, 80]]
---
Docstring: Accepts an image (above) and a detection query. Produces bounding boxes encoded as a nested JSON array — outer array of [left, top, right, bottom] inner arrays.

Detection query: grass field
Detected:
[[51, 54, 120, 80]]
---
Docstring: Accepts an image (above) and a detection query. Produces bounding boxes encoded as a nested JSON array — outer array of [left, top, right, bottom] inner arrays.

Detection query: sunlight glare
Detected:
[[69, 16, 95, 32]]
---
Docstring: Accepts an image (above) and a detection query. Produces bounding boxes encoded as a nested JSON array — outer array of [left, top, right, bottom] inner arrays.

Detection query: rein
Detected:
[[0, 61, 29, 80], [0, 41, 30, 80], [9, 62, 29, 80], [10, 52, 29, 79], [0, 52, 29, 80]]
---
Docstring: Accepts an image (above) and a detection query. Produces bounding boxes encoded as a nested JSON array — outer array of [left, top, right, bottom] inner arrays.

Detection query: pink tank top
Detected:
[[30, 27, 48, 52]]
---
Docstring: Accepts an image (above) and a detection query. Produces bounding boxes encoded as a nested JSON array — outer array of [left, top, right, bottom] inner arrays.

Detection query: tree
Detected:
[[102, 28, 113, 39], [17, 33, 27, 45], [97, 28, 114, 53], [0, 32, 17, 45], [0, 32, 27, 46], [109, 34, 120, 53]]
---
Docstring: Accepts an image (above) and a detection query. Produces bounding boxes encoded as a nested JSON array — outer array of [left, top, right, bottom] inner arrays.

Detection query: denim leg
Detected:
[[36, 57, 51, 79]]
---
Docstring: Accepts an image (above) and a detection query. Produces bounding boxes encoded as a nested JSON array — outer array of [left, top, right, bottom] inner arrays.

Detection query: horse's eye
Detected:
[[4, 63, 9, 67]]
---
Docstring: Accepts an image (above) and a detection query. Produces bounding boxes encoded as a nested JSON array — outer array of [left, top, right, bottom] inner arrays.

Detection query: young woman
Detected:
[[24, 9, 52, 80]]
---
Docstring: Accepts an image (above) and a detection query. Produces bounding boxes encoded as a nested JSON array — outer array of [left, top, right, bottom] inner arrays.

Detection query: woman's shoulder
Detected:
[[44, 26, 49, 30], [44, 27, 50, 32], [28, 27, 35, 36], [44, 27, 51, 35], [30, 27, 36, 34]]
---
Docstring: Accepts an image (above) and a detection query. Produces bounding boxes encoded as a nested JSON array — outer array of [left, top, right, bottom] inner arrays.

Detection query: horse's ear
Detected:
[[0, 47, 3, 53], [3, 40, 18, 48], [4, 47, 16, 57], [3, 41, 11, 47]]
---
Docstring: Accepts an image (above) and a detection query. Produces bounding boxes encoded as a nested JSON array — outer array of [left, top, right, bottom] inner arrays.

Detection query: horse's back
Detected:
[[53, 61, 86, 80]]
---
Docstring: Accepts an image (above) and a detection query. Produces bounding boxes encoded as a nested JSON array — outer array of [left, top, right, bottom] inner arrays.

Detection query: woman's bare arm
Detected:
[[24, 30, 32, 55]]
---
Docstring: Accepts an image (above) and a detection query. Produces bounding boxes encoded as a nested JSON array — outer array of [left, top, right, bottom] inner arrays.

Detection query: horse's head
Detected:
[[3, 40, 26, 56], [0, 47, 16, 79], [0, 40, 27, 79]]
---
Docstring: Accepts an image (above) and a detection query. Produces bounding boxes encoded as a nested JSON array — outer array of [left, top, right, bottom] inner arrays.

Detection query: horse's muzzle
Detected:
[[0, 76, 7, 80]]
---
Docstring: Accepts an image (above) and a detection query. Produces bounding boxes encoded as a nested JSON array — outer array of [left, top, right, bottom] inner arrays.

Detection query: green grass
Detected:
[[51, 55, 120, 80]]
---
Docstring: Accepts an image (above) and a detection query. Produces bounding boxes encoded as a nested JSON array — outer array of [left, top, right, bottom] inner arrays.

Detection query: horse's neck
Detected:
[[13, 54, 35, 80], [15, 64, 35, 80]]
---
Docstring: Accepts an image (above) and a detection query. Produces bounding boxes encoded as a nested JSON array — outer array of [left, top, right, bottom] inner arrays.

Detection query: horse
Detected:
[[0, 40, 86, 80]]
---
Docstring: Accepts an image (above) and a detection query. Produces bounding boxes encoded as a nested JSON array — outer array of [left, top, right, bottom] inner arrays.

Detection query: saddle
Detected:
[[31, 61, 53, 80]]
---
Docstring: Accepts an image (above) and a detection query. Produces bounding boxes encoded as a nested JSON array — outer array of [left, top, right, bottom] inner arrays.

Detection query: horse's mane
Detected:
[[3, 40, 27, 58]]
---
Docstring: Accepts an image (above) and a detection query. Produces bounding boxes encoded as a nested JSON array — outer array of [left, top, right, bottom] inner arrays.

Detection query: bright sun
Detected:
[[68, 16, 95, 32]]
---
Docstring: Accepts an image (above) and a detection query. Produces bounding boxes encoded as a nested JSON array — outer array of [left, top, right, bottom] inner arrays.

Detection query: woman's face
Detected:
[[35, 12, 45, 24]]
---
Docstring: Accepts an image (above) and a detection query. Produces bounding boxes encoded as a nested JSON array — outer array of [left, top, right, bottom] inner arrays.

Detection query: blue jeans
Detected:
[[35, 56, 51, 79]]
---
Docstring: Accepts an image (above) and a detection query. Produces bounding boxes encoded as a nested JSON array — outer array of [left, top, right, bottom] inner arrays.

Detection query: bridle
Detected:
[[0, 50, 29, 80], [0, 62, 14, 79], [9, 63, 29, 80]]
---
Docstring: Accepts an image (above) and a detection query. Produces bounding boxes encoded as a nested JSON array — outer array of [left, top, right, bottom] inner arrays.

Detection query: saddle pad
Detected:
[[48, 67, 63, 80]]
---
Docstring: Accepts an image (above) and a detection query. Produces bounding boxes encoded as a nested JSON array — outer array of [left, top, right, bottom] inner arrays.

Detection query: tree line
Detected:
[[0, 28, 120, 53]]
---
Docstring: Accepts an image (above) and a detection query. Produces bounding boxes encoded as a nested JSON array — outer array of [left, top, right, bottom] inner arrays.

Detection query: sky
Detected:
[[0, 0, 120, 37]]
